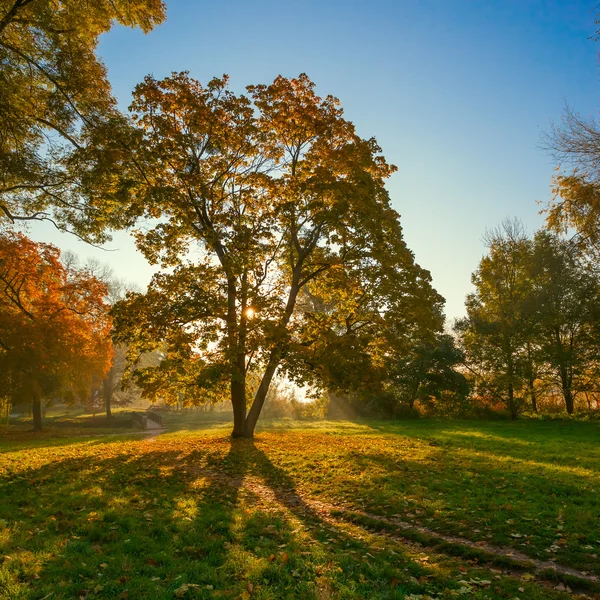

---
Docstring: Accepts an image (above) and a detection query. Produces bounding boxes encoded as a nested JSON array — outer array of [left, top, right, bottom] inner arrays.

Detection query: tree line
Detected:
[[455, 221, 600, 419]]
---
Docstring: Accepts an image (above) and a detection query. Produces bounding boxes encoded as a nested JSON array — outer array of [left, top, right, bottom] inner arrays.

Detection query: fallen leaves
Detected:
[[174, 583, 202, 597]]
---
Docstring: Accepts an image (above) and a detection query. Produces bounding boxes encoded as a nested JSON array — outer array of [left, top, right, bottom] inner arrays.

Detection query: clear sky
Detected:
[[27, 0, 600, 322]]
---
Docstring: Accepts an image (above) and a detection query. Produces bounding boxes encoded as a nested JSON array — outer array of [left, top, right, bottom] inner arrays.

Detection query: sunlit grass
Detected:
[[0, 418, 598, 598]]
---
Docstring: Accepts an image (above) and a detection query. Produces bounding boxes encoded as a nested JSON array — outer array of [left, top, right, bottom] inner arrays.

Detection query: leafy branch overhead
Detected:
[[0, 0, 166, 241]]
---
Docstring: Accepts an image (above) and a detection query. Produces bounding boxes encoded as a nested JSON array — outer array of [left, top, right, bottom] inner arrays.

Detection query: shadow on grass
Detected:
[[0, 436, 485, 600]]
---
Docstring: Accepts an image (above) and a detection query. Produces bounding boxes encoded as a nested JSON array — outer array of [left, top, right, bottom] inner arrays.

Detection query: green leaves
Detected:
[[456, 222, 600, 417]]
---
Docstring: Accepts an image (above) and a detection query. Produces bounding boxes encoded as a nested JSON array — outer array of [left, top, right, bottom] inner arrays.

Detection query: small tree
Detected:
[[392, 333, 469, 413], [0, 233, 112, 430], [455, 220, 533, 419]]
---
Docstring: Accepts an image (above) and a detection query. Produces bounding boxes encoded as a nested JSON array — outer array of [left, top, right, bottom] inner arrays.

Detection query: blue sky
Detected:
[[29, 0, 600, 321]]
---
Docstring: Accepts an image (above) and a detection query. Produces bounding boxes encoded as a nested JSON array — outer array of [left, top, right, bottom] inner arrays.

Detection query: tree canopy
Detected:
[[456, 221, 600, 417]]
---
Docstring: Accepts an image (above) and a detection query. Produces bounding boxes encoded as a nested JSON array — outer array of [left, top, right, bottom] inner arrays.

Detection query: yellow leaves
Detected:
[[0, 0, 165, 240], [174, 583, 203, 597]]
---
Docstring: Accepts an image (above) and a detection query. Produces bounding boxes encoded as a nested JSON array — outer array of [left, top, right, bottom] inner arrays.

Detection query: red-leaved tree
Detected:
[[0, 233, 113, 430]]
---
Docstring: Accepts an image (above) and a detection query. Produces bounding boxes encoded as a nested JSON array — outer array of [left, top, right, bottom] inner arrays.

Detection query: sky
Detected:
[[28, 0, 600, 322]]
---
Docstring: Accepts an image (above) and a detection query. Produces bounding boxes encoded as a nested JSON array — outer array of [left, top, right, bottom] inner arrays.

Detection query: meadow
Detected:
[[0, 417, 598, 599]]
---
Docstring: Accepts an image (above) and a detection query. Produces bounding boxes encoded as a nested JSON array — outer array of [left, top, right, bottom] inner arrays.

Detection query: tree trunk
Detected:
[[244, 354, 279, 438], [559, 366, 574, 414], [32, 395, 42, 431], [231, 352, 247, 438], [564, 387, 574, 415], [230, 272, 250, 439], [507, 352, 518, 420], [103, 376, 113, 419], [243, 268, 303, 438], [508, 382, 517, 420], [528, 376, 537, 413]]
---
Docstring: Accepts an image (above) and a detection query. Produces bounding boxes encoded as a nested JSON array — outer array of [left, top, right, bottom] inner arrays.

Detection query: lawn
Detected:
[[0, 418, 598, 599]]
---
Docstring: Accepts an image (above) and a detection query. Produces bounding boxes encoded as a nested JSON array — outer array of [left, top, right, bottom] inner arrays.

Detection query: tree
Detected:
[[455, 220, 534, 419], [545, 168, 600, 262], [62, 253, 146, 419], [392, 333, 468, 413], [0, 0, 165, 239], [112, 73, 443, 437], [272, 243, 445, 415], [0, 232, 112, 430], [528, 230, 600, 414]]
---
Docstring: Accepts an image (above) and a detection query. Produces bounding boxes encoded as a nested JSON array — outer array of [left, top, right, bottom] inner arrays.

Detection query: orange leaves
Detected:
[[0, 232, 113, 409]]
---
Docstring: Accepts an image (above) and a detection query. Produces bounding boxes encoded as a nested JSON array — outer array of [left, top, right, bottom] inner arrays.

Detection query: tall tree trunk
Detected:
[[243, 267, 303, 438], [231, 353, 247, 438], [564, 390, 574, 414], [559, 366, 574, 414], [525, 344, 537, 413], [563, 387, 574, 414], [507, 352, 518, 420], [508, 382, 517, 420], [32, 395, 42, 431], [103, 372, 113, 419], [528, 376, 537, 413], [244, 353, 279, 438], [230, 272, 250, 439]]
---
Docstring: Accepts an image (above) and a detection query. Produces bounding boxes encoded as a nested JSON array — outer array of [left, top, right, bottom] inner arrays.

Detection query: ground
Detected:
[[0, 416, 599, 599]]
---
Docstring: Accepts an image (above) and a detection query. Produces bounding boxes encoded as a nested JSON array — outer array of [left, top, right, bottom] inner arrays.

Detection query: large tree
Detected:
[[0, 0, 165, 239], [0, 233, 113, 430], [113, 73, 443, 437]]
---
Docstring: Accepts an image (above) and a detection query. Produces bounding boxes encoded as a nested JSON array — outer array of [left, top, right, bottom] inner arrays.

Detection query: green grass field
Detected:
[[0, 418, 599, 599]]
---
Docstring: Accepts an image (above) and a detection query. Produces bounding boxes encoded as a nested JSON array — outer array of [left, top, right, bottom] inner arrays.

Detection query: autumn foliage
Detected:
[[0, 233, 113, 429], [111, 73, 444, 437]]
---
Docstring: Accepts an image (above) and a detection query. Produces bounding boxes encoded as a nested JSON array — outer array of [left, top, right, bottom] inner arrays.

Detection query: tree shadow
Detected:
[[0, 434, 576, 599], [0, 438, 250, 599]]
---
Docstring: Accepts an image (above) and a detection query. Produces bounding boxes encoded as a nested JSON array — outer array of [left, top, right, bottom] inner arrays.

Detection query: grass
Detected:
[[0, 417, 599, 599]]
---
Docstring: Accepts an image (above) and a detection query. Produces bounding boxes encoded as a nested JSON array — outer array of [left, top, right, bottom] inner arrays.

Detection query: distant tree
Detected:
[[455, 220, 533, 419], [0, 0, 165, 239], [392, 333, 469, 413], [527, 230, 600, 414], [62, 252, 150, 419], [0, 233, 112, 430], [112, 73, 443, 438]]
